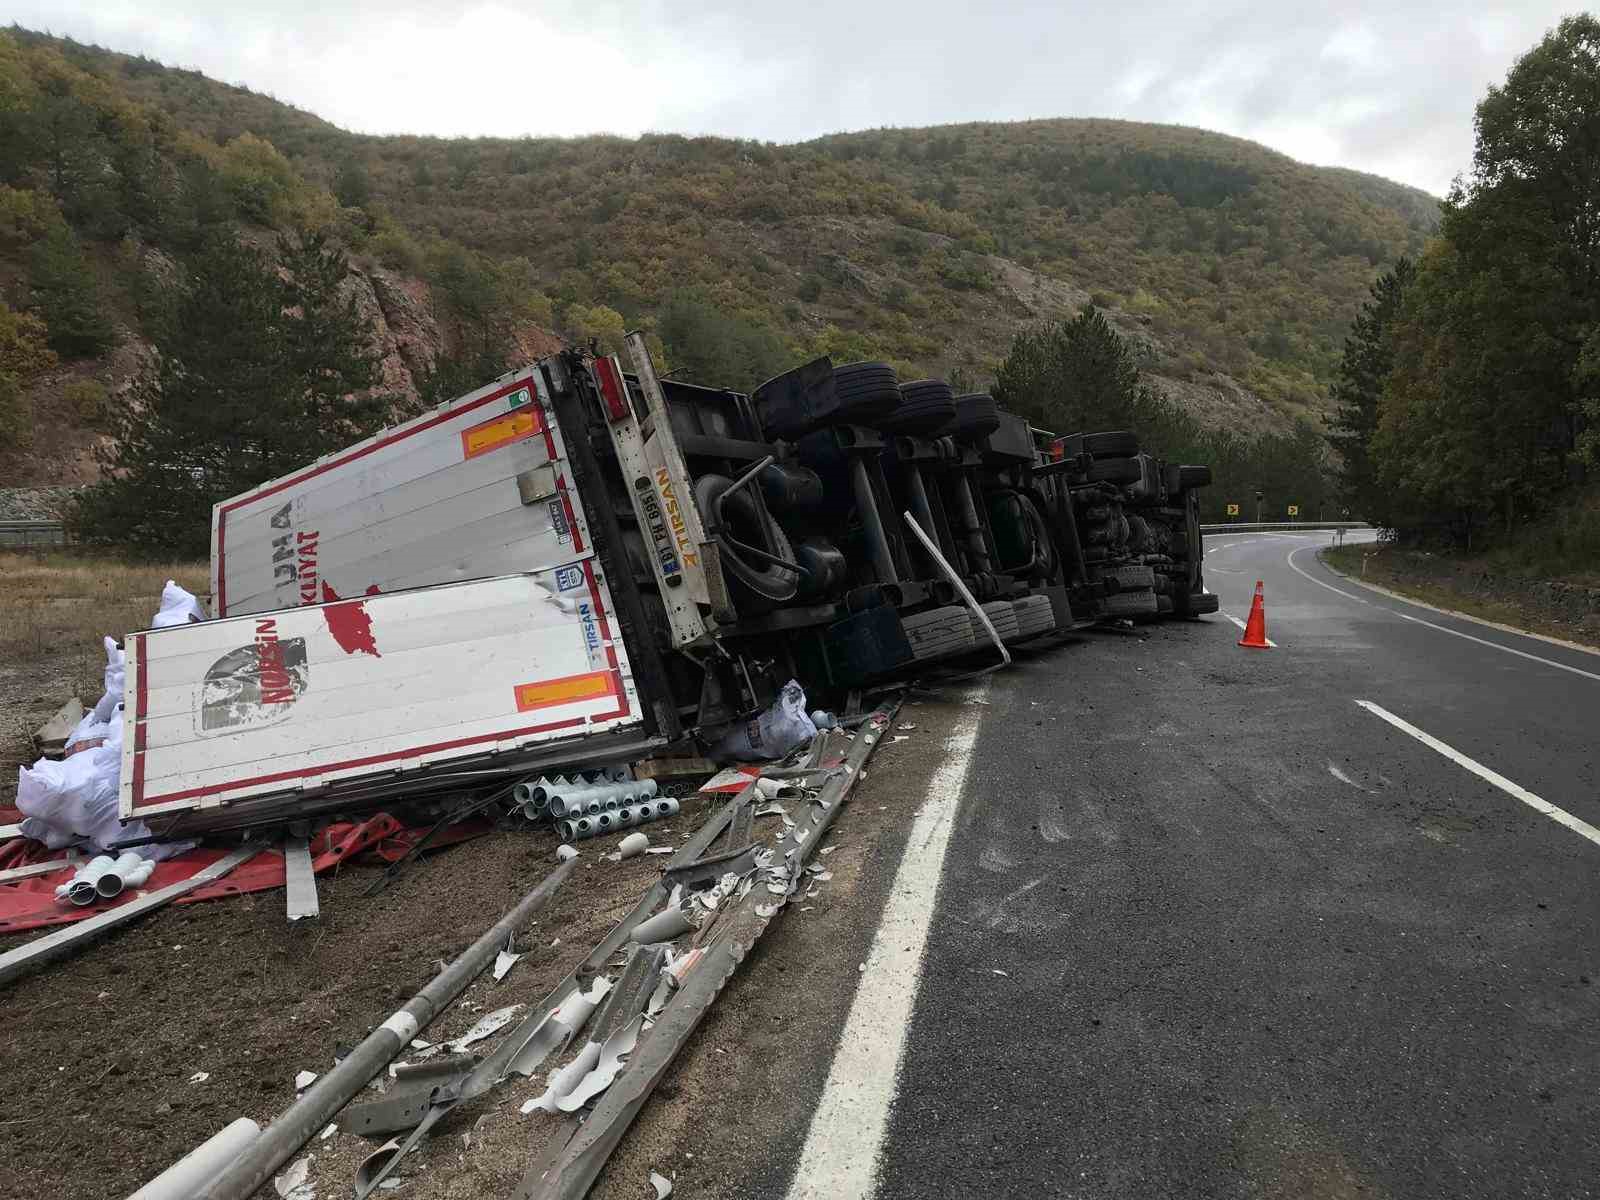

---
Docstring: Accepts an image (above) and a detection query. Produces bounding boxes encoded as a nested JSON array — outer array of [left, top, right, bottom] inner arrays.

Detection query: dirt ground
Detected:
[[0, 696, 961, 1200], [0, 550, 209, 807], [0, 548, 977, 1199]]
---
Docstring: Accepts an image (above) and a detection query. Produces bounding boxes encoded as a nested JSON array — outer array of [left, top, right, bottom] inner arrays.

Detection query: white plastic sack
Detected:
[[710, 679, 818, 763], [90, 636, 125, 724], [150, 580, 206, 628]]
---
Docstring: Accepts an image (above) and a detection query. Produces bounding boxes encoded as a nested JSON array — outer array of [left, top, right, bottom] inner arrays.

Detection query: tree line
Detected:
[[993, 305, 1332, 523], [1327, 16, 1600, 552]]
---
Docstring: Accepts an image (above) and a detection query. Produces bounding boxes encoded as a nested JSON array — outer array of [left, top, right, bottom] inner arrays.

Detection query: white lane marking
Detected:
[[1293, 545, 1600, 683], [1387, 610, 1600, 684], [1286, 544, 1369, 604], [786, 683, 988, 1200], [1340, 575, 1600, 662], [1356, 700, 1600, 849], [1223, 611, 1277, 647]]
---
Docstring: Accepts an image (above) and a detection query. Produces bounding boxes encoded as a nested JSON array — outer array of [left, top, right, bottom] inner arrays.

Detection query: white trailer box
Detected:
[[211, 363, 592, 618], [121, 571, 657, 834]]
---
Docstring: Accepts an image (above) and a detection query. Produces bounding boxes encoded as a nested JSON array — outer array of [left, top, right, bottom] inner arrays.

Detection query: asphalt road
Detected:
[[791, 533, 1600, 1199]]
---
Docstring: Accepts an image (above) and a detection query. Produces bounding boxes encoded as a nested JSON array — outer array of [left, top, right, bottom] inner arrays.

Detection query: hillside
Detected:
[[0, 28, 1438, 488]]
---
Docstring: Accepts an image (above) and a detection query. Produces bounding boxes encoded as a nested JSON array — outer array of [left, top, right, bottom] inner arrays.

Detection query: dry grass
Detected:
[[1, 551, 208, 800]]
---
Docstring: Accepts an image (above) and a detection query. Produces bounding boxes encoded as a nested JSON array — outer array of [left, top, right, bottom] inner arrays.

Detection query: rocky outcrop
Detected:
[[344, 263, 441, 399]]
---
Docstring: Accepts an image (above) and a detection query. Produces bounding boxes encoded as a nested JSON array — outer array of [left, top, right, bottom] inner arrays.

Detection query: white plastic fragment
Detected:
[[188, 1071, 210, 1084], [319, 1124, 337, 1140], [755, 903, 779, 918], [273, 1154, 313, 1199], [651, 1171, 674, 1198], [557, 1015, 643, 1111], [523, 1041, 601, 1114], [555, 844, 579, 862], [644, 846, 674, 855], [991, 968, 1010, 977], [294, 1069, 318, 1090], [493, 949, 523, 982], [618, 832, 649, 859], [447, 1004, 522, 1052]]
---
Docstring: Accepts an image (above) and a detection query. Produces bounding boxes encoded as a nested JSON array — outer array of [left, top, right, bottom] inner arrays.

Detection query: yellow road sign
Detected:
[[1287, 505, 1300, 517], [1226, 503, 1240, 516]]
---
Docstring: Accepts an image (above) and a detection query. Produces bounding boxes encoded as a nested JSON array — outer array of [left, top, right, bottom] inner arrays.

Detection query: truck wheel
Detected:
[[1086, 457, 1142, 485], [1156, 594, 1174, 615], [833, 362, 902, 423], [879, 380, 957, 436], [1100, 564, 1155, 590], [1101, 589, 1157, 617], [951, 393, 1001, 441]]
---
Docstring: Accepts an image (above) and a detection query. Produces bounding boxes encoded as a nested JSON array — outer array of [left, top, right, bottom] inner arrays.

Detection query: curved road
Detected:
[[785, 532, 1600, 1200]]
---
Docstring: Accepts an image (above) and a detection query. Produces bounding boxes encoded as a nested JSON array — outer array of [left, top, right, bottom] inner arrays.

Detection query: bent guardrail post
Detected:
[[195, 856, 577, 1200]]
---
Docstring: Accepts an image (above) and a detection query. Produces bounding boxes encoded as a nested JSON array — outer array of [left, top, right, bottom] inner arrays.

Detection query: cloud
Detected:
[[8, 0, 1577, 193]]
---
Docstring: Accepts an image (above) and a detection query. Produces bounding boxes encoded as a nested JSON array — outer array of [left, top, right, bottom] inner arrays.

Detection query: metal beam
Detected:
[[195, 857, 577, 1200], [283, 835, 318, 921], [0, 843, 259, 987], [515, 702, 900, 1200]]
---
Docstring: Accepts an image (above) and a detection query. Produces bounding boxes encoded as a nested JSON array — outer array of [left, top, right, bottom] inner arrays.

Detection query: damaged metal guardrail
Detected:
[[192, 857, 577, 1200], [514, 702, 897, 1200]]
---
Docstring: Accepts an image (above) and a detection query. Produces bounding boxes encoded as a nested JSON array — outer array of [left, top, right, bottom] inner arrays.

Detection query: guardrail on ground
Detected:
[[1200, 522, 1371, 534], [0, 519, 68, 547]]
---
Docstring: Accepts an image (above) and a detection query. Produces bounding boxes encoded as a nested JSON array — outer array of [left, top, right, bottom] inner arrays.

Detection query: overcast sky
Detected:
[[11, 2, 1581, 195]]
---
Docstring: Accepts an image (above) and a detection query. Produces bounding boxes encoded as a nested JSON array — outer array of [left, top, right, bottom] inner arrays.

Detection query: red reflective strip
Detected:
[[593, 356, 629, 423]]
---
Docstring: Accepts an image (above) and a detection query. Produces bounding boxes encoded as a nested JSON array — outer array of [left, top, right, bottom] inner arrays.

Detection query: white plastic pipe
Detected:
[[127, 1117, 262, 1200], [97, 850, 146, 898]]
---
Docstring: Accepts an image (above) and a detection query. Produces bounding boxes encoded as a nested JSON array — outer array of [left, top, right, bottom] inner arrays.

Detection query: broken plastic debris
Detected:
[[354, 1140, 402, 1194], [819, 845, 838, 856], [447, 1003, 522, 1052], [319, 1123, 337, 1140], [755, 903, 779, 918], [645, 846, 674, 855], [188, 1071, 210, 1084], [898, 722, 916, 730], [651, 1171, 674, 1198], [991, 968, 1010, 977], [557, 1014, 643, 1111], [555, 844, 578, 862], [752, 803, 789, 821], [493, 948, 523, 981], [508, 977, 611, 1078], [274, 1154, 313, 1199], [523, 1040, 601, 1114], [295, 1069, 318, 1091]]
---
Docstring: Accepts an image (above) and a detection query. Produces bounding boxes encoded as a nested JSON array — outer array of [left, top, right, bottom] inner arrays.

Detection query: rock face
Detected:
[[2, 258, 564, 488], [345, 263, 442, 398]]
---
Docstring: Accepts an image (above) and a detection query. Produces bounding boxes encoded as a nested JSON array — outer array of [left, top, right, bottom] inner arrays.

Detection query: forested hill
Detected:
[[1, 28, 1437, 487]]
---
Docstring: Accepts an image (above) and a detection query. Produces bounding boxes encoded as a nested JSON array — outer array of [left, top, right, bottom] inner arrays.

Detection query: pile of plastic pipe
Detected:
[[558, 796, 680, 842], [54, 850, 155, 906]]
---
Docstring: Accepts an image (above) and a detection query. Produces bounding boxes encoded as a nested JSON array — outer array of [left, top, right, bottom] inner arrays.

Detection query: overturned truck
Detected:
[[121, 340, 1214, 835]]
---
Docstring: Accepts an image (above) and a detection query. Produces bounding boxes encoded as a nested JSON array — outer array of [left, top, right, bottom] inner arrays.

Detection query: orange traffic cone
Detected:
[[1238, 580, 1271, 648]]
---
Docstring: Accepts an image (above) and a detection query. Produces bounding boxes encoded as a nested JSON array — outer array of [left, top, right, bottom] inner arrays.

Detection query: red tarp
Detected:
[[0, 813, 489, 934]]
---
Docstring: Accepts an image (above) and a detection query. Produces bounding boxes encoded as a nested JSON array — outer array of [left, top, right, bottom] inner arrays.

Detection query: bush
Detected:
[[64, 378, 109, 427], [796, 276, 823, 302]]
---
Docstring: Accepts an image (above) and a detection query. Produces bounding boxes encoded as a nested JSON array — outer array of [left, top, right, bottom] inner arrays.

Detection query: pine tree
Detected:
[[28, 224, 114, 357], [73, 232, 392, 556], [1326, 257, 1413, 521]]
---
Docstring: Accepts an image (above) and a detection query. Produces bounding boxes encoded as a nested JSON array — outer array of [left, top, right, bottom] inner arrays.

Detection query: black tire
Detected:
[[1156, 594, 1174, 615], [1057, 430, 1139, 460], [950, 393, 1000, 441], [1086, 456, 1142, 485], [1176, 464, 1212, 490], [832, 362, 901, 424], [879, 379, 956, 435], [1098, 564, 1155, 590], [1101, 590, 1157, 617]]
